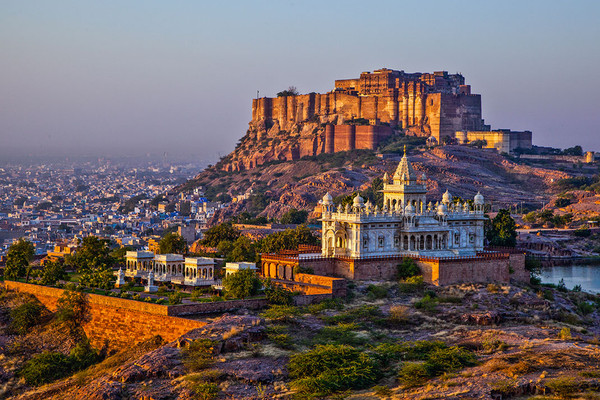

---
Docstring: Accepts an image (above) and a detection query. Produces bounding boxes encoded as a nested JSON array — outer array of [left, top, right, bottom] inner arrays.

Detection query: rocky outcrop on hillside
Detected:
[[182, 145, 570, 222], [221, 120, 327, 172]]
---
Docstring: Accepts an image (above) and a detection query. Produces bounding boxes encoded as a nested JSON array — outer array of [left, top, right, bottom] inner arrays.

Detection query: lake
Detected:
[[540, 264, 600, 293]]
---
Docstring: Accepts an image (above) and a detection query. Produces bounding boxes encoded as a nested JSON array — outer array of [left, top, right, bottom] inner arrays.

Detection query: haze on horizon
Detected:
[[1, 0, 599, 164]]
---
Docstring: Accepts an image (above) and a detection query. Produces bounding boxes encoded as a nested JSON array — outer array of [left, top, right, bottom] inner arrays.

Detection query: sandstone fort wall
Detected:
[[4, 281, 206, 352], [252, 90, 483, 141]]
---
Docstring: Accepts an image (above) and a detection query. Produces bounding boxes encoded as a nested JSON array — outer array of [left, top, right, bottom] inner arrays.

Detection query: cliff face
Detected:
[[220, 117, 395, 172]]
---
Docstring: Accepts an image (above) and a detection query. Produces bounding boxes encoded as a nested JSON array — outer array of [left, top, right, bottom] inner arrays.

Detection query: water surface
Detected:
[[540, 264, 600, 293]]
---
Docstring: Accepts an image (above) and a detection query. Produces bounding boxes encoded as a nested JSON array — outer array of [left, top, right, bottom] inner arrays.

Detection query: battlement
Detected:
[[251, 68, 485, 141]]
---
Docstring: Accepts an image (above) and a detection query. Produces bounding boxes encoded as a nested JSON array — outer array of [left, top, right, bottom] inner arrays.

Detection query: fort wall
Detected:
[[4, 281, 205, 352], [261, 252, 528, 286], [252, 91, 482, 142]]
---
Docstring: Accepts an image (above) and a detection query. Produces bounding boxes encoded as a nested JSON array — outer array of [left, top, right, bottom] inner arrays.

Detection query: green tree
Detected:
[[280, 208, 309, 225], [65, 236, 113, 272], [229, 236, 257, 262], [277, 86, 299, 97], [200, 223, 240, 247], [397, 257, 421, 280], [258, 225, 319, 254], [110, 246, 132, 265], [486, 209, 517, 247], [5, 239, 35, 280], [55, 288, 90, 330], [159, 232, 188, 254], [222, 269, 261, 299], [40, 260, 67, 286]]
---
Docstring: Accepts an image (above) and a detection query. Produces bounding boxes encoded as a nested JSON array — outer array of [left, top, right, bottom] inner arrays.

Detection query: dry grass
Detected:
[[222, 326, 244, 340]]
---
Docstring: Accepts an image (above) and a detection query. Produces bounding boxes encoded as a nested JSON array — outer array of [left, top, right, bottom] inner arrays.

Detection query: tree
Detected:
[[222, 269, 261, 299], [258, 225, 319, 254], [229, 236, 257, 262], [65, 236, 113, 272], [5, 239, 35, 280], [563, 145, 583, 156], [277, 86, 299, 97], [159, 232, 188, 254], [40, 260, 67, 286], [200, 223, 240, 247], [280, 208, 308, 225], [485, 209, 517, 247], [55, 288, 90, 330]]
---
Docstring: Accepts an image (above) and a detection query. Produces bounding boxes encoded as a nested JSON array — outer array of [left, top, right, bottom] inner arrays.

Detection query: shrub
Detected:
[[326, 305, 383, 325], [55, 289, 89, 329], [414, 295, 437, 312], [268, 333, 293, 349], [558, 327, 572, 340], [19, 351, 72, 386], [398, 362, 430, 387], [307, 298, 343, 314], [389, 305, 410, 325], [182, 339, 215, 371], [366, 284, 388, 300], [263, 279, 293, 305], [372, 385, 392, 397], [69, 339, 101, 370], [398, 275, 424, 293], [10, 301, 44, 335], [397, 258, 420, 280], [545, 376, 579, 395], [312, 323, 366, 347], [288, 345, 379, 397], [261, 305, 301, 323], [424, 346, 477, 375], [487, 283, 501, 293], [577, 301, 595, 315], [190, 382, 219, 400], [168, 291, 183, 305]]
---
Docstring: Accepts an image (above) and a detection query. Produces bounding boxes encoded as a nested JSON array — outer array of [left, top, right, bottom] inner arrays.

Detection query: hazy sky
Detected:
[[2, 0, 599, 163]]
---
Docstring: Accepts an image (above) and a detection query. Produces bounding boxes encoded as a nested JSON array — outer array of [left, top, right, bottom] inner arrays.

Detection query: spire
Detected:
[[393, 148, 417, 184]]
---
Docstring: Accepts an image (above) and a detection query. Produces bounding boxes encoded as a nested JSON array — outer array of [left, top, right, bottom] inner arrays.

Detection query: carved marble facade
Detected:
[[321, 151, 486, 258]]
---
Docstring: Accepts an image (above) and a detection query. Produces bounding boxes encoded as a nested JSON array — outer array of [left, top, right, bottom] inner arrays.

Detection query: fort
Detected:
[[224, 68, 532, 171], [252, 68, 485, 141]]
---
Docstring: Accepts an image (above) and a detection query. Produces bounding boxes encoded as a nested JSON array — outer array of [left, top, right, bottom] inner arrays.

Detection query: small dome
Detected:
[[437, 203, 447, 214], [405, 203, 416, 214], [474, 191, 484, 205], [353, 194, 364, 207], [383, 172, 389, 183], [442, 189, 452, 204], [322, 192, 333, 204]]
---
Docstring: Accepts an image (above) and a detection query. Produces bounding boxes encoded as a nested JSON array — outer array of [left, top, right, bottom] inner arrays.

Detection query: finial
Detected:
[[403, 145, 407, 156]]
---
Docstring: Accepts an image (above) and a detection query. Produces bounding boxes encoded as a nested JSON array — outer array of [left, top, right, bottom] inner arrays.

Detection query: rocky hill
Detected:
[[179, 142, 570, 223], [7, 281, 600, 399]]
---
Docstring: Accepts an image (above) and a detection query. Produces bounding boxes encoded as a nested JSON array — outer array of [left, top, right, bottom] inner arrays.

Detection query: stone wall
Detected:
[[3, 281, 206, 352], [252, 91, 483, 141]]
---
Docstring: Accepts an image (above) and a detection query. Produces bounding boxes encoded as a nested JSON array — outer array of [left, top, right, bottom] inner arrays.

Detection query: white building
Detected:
[[321, 151, 486, 259], [225, 262, 257, 277], [123, 251, 217, 287]]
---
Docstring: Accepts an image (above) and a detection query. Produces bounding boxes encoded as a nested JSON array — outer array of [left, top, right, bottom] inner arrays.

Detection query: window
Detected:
[[378, 236, 384, 248], [394, 235, 400, 247], [469, 233, 475, 243], [454, 233, 460, 244]]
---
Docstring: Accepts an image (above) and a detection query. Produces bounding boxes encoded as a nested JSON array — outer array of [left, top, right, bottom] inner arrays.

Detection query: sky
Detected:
[[1, 0, 600, 163]]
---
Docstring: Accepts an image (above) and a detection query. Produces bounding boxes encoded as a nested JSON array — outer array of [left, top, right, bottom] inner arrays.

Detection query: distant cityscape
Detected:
[[0, 159, 241, 261]]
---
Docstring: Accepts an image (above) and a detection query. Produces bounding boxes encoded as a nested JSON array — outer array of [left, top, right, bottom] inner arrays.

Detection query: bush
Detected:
[[168, 291, 183, 305], [223, 269, 261, 299], [366, 284, 388, 300], [190, 382, 219, 400], [19, 351, 72, 386], [263, 279, 293, 305], [55, 289, 89, 329], [397, 258, 420, 280], [545, 376, 579, 395], [558, 327, 572, 340], [182, 339, 215, 371], [398, 362, 430, 387], [10, 301, 44, 335], [312, 323, 366, 347], [288, 345, 379, 397], [414, 295, 437, 312], [424, 346, 477, 375], [260, 305, 301, 323], [268, 333, 293, 349]]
